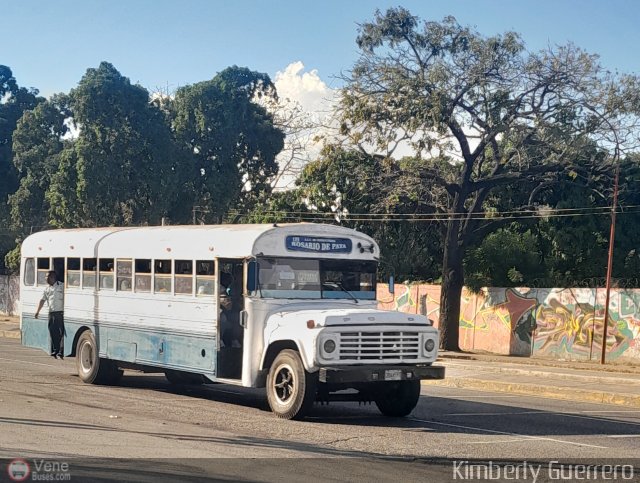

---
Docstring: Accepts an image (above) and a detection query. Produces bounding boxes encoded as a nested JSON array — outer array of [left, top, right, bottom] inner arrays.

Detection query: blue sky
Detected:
[[3, 0, 640, 98]]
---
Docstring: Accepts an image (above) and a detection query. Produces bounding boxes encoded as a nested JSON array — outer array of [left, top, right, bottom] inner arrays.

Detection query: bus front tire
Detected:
[[266, 349, 317, 420], [75, 331, 121, 385], [374, 380, 421, 417]]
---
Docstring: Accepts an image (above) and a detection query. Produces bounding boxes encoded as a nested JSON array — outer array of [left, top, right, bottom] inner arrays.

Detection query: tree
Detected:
[[0, 65, 43, 269], [172, 66, 285, 223], [9, 95, 70, 234], [338, 8, 640, 350], [68, 62, 179, 226], [0, 66, 43, 209]]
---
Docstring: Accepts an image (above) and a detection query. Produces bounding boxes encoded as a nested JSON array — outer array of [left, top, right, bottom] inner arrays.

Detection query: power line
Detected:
[[228, 205, 638, 218], [229, 204, 640, 219], [228, 207, 640, 223], [4, 203, 637, 236]]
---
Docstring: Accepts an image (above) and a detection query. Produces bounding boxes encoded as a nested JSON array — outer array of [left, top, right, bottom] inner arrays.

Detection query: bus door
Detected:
[[216, 259, 245, 379]]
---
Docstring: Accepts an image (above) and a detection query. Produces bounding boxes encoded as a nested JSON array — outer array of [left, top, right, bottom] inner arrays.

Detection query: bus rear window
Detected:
[[24, 258, 35, 286]]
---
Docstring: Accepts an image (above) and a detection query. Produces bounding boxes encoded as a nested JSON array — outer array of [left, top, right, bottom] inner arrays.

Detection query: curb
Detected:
[[424, 377, 640, 408], [438, 354, 479, 361], [442, 363, 640, 386], [0, 330, 20, 339], [438, 353, 640, 373]]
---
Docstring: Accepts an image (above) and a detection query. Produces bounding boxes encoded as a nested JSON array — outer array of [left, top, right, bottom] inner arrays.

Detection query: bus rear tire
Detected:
[[266, 349, 317, 420], [75, 330, 120, 385], [374, 380, 421, 417]]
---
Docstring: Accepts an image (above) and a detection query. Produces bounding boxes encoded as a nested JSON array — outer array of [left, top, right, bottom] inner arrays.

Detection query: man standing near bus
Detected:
[[34, 270, 65, 359]]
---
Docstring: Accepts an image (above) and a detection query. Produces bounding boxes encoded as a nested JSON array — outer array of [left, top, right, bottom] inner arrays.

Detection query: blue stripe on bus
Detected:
[[21, 317, 217, 374]]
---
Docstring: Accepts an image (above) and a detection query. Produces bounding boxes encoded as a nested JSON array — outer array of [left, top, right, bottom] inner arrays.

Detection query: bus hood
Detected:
[[267, 305, 432, 328]]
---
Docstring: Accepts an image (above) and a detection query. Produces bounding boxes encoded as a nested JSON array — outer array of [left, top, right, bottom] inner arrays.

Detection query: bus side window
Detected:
[[196, 260, 214, 296], [135, 259, 151, 292], [174, 260, 193, 295], [154, 259, 171, 293], [116, 259, 132, 292], [66, 258, 81, 287], [99, 259, 114, 290], [37, 258, 50, 285], [83, 258, 97, 288]]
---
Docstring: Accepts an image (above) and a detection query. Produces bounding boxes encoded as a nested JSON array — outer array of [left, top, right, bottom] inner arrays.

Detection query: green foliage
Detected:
[[9, 95, 69, 233], [4, 245, 20, 272], [0, 65, 43, 269], [172, 66, 285, 222], [464, 227, 544, 291], [69, 62, 179, 226], [242, 189, 311, 224], [0, 66, 43, 209]]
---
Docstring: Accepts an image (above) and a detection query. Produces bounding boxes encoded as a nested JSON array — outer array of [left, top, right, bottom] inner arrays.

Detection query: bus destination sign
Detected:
[[286, 236, 352, 253]]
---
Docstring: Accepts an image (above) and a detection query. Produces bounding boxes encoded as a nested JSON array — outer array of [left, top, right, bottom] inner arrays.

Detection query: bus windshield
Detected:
[[256, 257, 376, 300]]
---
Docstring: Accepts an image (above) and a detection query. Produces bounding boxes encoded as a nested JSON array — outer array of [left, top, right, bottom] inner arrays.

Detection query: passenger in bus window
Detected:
[[197, 262, 211, 275], [219, 272, 232, 309], [34, 271, 65, 359], [136, 276, 150, 292]]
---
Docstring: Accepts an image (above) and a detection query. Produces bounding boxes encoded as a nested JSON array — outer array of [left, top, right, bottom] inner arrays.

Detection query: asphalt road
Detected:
[[1, 337, 640, 482]]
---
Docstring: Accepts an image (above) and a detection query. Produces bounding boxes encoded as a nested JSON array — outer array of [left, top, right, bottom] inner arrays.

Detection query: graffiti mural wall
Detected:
[[377, 284, 640, 361]]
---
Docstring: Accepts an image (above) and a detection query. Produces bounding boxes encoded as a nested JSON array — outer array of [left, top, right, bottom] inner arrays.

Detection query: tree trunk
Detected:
[[439, 228, 464, 352]]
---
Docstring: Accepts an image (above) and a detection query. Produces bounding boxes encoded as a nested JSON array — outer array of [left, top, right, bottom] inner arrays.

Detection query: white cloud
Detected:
[[270, 62, 340, 189], [274, 61, 337, 119]]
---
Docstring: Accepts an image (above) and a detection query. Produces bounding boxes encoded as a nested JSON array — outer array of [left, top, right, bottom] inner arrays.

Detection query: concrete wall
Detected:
[[0, 275, 19, 316], [378, 284, 640, 362]]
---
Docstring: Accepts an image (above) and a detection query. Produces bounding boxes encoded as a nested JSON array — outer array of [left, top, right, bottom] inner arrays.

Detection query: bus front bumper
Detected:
[[318, 364, 445, 384]]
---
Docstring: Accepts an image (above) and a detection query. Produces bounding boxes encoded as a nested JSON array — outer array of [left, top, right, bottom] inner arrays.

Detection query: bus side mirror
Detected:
[[247, 260, 257, 292], [388, 276, 394, 295]]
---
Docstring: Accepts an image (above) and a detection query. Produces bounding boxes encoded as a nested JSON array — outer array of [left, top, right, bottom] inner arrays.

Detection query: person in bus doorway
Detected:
[[219, 272, 233, 346], [219, 271, 242, 348], [34, 270, 65, 359]]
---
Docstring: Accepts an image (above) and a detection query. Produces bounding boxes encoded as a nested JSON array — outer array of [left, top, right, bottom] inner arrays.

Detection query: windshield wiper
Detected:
[[323, 281, 359, 303]]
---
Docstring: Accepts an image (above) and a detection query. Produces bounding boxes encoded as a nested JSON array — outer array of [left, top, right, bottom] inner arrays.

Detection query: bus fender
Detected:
[[261, 320, 320, 373]]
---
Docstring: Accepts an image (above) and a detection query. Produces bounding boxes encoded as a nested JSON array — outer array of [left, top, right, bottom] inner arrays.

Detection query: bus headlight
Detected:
[[323, 339, 336, 354], [424, 339, 435, 352]]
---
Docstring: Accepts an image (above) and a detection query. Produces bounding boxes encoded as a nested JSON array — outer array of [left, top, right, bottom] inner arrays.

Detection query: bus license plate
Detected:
[[384, 370, 402, 381]]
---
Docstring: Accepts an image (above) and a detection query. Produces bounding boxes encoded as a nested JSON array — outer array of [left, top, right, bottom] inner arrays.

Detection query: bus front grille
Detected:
[[337, 331, 420, 361]]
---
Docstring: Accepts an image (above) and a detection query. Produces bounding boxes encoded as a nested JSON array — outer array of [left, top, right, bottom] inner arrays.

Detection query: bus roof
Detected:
[[21, 224, 380, 260]]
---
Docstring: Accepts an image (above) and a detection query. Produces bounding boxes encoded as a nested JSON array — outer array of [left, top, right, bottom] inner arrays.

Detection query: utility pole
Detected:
[[600, 164, 620, 365], [192, 206, 210, 225]]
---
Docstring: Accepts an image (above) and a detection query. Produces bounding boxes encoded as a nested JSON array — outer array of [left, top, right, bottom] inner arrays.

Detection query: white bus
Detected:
[[20, 223, 444, 419]]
